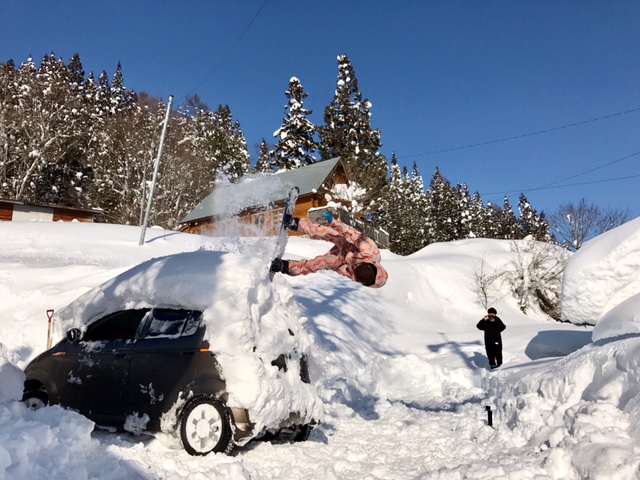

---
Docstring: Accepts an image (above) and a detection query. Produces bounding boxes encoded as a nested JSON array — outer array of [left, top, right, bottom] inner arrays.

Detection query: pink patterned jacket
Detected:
[[287, 218, 388, 288]]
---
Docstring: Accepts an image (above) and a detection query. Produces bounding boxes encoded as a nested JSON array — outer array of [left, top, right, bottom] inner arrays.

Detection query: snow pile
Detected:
[[488, 335, 640, 479], [0, 344, 23, 402], [56, 250, 324, 438], [593, 293, 640, 341], [562, 216, 640, 326]]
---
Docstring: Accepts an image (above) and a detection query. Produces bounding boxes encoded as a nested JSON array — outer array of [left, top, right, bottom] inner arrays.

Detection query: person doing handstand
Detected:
[[270, 212, 388, 288]]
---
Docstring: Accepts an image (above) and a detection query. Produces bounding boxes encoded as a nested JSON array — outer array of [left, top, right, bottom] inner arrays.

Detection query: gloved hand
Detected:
[[321, 212, 333, 225], [270, 258, 289, 274]]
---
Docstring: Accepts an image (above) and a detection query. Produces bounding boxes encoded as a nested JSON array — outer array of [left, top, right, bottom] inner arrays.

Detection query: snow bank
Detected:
[[592, 293, 640, 342], [55, 250, 323, 440], [562, 216, 640, 325], [0, 344, 23, 402], [488, 336, 640, 479]]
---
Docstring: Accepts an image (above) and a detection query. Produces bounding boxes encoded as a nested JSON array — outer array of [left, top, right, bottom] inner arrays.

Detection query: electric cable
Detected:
[[177, 0, 269, 103], [482, 150, 640, 196], [400, 106, 640, 159]]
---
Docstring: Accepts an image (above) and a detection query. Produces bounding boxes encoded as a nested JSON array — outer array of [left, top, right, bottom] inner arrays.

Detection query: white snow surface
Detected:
[[562, 216, 640, 326], [0, 220, 639, 479]]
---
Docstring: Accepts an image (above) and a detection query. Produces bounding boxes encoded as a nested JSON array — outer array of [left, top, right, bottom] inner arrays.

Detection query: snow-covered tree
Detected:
[[425, 167, 457, 243], [2, 54, 93, 205], [548, 198, 629, 250], [319, 54, 388, 215], [467, 192, 489, 239], [518, 193, 552, 242], [271, 77, 317, 171], [385, 155, 427, 255], [253, 139, 274, 173], [497, 197, 521, 239]]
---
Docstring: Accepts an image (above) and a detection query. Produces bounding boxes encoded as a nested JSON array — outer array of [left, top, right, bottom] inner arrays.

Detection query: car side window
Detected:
[[145, 309, 201, 339], [83, 309, 150, 342]]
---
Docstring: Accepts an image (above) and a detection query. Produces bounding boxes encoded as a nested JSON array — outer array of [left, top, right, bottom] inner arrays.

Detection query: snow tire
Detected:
[[179, 395, 234, 456]]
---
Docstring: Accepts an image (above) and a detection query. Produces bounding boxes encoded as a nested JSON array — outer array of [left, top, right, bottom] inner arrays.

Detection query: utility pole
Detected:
[[139, 95, 173, 246]]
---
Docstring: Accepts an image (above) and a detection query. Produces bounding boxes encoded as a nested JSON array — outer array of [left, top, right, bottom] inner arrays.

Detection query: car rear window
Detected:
[[145, 309, 202, 339]]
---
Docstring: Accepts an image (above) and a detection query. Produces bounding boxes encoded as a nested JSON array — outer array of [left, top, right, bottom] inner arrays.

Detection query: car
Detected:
[[22, 251, 322, 455]]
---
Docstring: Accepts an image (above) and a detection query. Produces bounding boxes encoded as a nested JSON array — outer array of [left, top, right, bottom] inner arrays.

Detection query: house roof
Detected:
[[0, 198, 104, 214], [180, 157, 342, 224]]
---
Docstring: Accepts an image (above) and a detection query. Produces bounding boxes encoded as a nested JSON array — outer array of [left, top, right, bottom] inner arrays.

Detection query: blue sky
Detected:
[[2, 1, 640, 220]]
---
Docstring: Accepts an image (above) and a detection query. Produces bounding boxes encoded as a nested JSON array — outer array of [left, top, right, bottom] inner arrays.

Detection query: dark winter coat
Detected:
[[476, 316, 506, 346]]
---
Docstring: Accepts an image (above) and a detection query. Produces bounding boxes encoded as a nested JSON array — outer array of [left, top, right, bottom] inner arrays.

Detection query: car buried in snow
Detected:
[[21, 251, 322, 455]]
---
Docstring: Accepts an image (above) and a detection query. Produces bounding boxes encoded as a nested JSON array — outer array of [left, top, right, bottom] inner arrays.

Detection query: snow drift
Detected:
[[562, 216, 640, 326]]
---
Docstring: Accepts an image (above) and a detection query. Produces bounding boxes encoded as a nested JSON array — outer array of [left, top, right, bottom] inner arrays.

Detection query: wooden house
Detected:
[[180, 157, 346, 235], [179, 157, 389, 247], [0, 199, 103, 223]]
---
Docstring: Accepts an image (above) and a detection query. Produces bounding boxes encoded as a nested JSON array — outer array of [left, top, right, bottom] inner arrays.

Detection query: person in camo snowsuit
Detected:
[[270, 212, 388, 288]]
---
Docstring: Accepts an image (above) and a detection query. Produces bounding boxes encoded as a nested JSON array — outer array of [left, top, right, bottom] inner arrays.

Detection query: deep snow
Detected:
[[0, 219, 639, 479]]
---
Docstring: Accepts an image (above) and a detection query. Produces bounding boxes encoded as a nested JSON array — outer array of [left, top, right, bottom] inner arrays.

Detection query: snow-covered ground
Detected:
[[1, 218, 639, 479]]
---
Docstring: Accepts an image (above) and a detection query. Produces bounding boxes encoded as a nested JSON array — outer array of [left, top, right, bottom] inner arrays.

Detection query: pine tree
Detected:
[[67, 53, 85, 88], [211, 105, 251, 181], [271, 77, 317, 171], [319, 54, 388, 216], [386, 155, 408, 254], [253, 139, 274, 173], [425, 167, 457, 243], [518, 193, 552, 242], [454, 183, 472, 239], [498, 197, 521, 239], [406, 162, 428, 252], [110, 62, 137, 112], [467, 192, 489, 238]]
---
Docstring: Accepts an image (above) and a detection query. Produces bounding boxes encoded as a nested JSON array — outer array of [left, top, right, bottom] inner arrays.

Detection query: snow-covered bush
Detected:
[[506, 237, 570, 320]]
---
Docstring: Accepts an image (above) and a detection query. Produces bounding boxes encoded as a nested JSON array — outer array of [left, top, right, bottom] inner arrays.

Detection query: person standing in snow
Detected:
[[476, 307, 506, 369], [270, 212, 388, 288]]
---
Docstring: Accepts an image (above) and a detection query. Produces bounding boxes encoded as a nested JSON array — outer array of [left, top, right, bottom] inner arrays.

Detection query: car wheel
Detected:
[[23, 389, 48, 410], [179, 395, 233, 456]]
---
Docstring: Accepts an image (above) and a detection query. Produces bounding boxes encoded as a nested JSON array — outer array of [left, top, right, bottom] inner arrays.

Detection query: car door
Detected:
[[127, 309, 203, 426], [65, 309, 149, 423]]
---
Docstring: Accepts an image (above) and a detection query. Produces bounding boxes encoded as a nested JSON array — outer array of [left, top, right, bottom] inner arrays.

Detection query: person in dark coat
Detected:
[[476, 307, 506, 369]]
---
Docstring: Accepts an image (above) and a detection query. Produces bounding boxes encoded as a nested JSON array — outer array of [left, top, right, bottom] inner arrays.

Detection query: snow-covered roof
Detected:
[[180, 157, 342, 223]]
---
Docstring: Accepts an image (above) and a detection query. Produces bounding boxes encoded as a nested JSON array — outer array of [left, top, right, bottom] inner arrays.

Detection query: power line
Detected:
[[400, 106, 640, 159], [534, 150, 640, 190], [177, 0, 269, 103], [482, 169, 640, 197]]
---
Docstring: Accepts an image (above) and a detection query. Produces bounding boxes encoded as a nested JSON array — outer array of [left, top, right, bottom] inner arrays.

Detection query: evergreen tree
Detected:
[[67, 53, 85, 87], [498, 197, 521, 239], [454, 183, 472, 239], [271, 77, 317, 171], [386, 154, 408, 254], [110, 61, 137, 112], [211, 105, 251, 181], [181, 103, 250, 184], [484, 202, 502, 239], [253, 139, 274, 173], [467, 192, 488, 238], [425, 167, 457, 243], [518, 193, 552, 242], [318, 54, 388, 216]]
